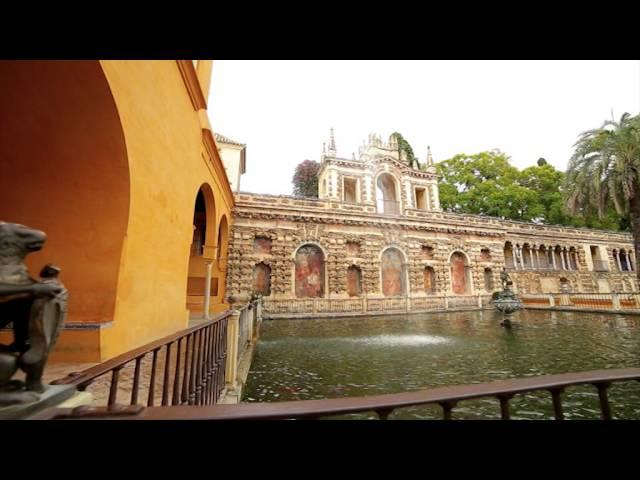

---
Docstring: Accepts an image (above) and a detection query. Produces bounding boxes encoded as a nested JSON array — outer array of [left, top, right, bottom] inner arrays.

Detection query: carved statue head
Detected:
[[0, 222, 47, 259]]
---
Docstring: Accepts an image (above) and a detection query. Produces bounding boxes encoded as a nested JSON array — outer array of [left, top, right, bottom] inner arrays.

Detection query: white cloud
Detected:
[[209, 60, 640, 195]]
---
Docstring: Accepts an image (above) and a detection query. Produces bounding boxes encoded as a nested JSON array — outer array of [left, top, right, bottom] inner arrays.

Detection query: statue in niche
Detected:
[[500, 268, 511, 290], [0, 222, 67, 406]]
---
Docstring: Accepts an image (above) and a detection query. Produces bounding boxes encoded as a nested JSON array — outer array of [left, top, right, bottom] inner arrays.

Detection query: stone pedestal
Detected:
[[0, 385, 77, 420]]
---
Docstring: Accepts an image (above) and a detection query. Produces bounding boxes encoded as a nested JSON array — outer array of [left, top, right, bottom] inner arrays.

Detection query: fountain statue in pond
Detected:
[[492, 268, 522, 326], [0, 222, 68, 406]]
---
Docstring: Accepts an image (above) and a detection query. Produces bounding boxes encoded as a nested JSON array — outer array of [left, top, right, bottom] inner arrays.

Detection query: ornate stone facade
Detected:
[[226, 133, 638, 311]]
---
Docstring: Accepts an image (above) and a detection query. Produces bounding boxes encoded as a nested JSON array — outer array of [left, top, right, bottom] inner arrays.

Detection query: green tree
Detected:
[[391, 132, 420, 169], [436, 150, 544, 221], [292, 159, 320, 198], [565, 112, 640, 277], [519, 163, 567, 224]]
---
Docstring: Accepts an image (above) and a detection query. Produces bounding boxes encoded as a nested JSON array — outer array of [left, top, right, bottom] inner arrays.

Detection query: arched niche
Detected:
[[294, 244, 326, 298], [450, 251, 472, 295], [253, 262, 271, 296], [347, 265, 362, 297], [381, 247, 407, 296], [424, 266, 436, 294]]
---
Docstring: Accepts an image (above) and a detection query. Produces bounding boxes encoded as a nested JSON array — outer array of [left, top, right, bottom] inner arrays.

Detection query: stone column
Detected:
[[517, 245, 524, 269], [551, 249, 557, 270], [630, 252, 636, 272], [534, 247, 540, 270], [512, 246, 518, 270], [203, 260, 213, 319], [616, 250, 622, 272]]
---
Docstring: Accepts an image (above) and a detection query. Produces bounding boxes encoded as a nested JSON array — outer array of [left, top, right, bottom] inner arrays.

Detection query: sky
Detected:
[[208, 60, 640, 196]]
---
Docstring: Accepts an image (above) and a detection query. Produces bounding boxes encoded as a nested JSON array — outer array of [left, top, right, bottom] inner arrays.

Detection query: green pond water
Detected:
[[242, 310, 640, 419]]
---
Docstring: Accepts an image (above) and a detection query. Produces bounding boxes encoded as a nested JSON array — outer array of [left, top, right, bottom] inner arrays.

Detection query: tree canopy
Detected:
[[436, 150, 628, 230], [292, 159, 320, 198]]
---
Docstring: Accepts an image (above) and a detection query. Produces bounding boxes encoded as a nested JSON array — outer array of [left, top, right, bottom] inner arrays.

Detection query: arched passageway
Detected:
[[0, 60, 130, 324], [186, 184, 217, 316]]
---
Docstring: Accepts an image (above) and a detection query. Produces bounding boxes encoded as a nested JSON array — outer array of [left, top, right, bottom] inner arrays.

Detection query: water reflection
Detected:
[[243, 310, 640, 419]]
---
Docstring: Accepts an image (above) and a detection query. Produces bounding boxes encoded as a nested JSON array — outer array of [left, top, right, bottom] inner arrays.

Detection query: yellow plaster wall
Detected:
[[96, 60, 233, 360]]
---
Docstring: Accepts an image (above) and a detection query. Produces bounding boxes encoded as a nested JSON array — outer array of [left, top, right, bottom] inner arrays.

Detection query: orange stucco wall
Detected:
[[0, 60, 233, 362]]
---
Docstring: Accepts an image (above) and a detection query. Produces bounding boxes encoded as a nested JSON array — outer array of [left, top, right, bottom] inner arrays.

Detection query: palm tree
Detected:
[[566, 112, 640, 279]]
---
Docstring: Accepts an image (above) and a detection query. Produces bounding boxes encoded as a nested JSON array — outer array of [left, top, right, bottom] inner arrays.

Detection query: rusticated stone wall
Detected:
[[226, 192, 639, 304]]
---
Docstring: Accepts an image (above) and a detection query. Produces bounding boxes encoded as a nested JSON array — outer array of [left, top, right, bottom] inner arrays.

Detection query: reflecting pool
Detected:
[[242, 310, 640, 419]]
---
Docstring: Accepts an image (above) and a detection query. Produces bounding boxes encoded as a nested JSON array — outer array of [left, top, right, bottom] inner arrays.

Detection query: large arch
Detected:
[[294, 243, 326, 298], [186, 184, 217, 315], [0, 60, 130, 324], [376, 172, 400, 215], [380, 247, 407, 296]]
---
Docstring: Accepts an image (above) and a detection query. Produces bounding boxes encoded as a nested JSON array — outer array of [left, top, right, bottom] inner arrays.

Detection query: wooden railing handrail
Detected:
[[39, 368, 640, 420], [52, 310, 233, 388]]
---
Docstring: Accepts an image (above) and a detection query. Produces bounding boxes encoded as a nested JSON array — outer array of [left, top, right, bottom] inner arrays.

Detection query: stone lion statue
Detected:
[[0, 222, 68, 405]]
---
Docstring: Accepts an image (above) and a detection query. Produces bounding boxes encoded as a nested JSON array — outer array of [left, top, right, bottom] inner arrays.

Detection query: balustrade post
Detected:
[[477, 293, 482, 308], [406, 296, 410, 313], [548, 294, 555, 307], [313, 298, 318, 314], [444, 295, 449, 310], [247, 303, 255, 344], [612, 292, 621, 311], [224, 309, 241, 395], [362, 296, 367, 313]]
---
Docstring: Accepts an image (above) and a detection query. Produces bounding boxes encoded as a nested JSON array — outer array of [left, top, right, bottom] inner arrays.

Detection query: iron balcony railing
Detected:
[[52, 311, 232, 408], [378, 200, 400, 215], [35, 368, 640, 420]]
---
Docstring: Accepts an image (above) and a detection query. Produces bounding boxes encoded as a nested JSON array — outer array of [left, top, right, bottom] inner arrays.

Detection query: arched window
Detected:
[[504, 242, 515, 269], [484, 268, 494, 292], [450, 251, 471, 295], [381, 248, 406, 296], [295, 244, 325, 298], [253, 262, 271, 296], [376, 173, 399, 214], [424, 266, 436, 294], [347, 265, 362, 297]]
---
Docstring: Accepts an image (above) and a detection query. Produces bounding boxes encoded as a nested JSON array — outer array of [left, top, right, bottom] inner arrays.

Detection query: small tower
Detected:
[[328, 128, 336, 157], [426, 146, 433, 166]]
